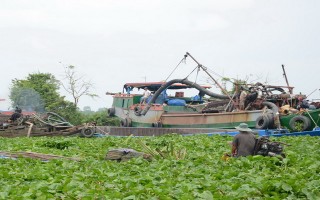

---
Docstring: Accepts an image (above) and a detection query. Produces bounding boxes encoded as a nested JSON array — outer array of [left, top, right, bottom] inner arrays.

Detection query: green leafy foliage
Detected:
[[0, 135, 319, 199], [39, 139, 75, 150], [9, 72, 85, 125], [49, 101, 83, 125], [81, 109, 120, 126], [10, 73, 61, 112], [292, 121, 304, 132]]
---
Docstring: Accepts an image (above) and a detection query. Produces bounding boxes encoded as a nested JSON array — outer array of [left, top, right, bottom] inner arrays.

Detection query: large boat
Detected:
[[107, 81, 273, 128], [107, 81, 320, 131], [107, 52, 320, 131], [107, 53, 280, 129]]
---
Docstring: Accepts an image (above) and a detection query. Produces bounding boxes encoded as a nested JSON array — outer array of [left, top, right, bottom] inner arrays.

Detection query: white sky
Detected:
[[1, 0, 320, 111]]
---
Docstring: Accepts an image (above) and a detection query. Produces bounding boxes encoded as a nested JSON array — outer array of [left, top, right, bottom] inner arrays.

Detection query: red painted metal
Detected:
[[0, 111, 36, 115], [129, 104, 163, 111], [124, 82, 211, 89]]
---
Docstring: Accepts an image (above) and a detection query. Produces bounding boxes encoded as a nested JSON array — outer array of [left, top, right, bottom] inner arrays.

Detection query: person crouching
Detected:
[[232, 123, 256, 157]]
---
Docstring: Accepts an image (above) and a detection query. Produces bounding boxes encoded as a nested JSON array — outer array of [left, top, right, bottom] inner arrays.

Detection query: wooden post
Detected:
[[25, 122, 34, 137]]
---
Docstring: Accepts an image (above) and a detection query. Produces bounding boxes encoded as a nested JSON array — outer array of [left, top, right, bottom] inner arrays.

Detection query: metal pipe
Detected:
[[282, 65, 293, 94]]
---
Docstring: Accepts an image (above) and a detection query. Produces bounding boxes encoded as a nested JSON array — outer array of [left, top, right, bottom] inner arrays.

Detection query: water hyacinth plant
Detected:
[[0, 135, 319, 199]]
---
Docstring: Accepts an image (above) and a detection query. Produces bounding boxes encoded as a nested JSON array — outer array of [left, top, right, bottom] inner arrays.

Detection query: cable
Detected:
[[185, 65, 200, 80], [164, 55, 187, 82]]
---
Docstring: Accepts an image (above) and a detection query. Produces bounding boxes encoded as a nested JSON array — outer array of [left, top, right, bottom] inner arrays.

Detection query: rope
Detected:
[[164, 55, 187, 82], [185, 65, 199, 80], [206, 67, 236, 85], [304, 110, 318, 127], [165, 54, 232, 87]]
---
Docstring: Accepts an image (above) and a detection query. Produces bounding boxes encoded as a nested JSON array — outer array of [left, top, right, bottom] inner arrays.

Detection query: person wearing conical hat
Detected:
[[232, 123, 256, 157]]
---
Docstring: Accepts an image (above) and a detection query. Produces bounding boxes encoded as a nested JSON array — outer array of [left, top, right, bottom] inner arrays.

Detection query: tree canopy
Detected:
[[9, 73, 82, 124], [9, 72, 119, 126], [10, 73, 61, 112]]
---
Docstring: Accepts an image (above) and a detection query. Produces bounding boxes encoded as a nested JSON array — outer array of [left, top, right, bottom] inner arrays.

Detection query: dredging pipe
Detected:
[[139, 78, 231, 116]]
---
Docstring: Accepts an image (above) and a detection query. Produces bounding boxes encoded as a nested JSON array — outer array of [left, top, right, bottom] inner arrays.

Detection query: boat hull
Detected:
[[119, 104, 264, 129], [280, 109, 320, 131], [160, 110, 262, 128]]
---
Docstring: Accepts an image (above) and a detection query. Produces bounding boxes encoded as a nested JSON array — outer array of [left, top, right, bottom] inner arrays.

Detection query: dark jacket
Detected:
[[232, 131, 256, 156]]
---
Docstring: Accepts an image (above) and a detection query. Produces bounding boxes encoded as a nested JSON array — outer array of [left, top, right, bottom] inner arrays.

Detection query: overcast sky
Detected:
[[1, 0, 319, 111]]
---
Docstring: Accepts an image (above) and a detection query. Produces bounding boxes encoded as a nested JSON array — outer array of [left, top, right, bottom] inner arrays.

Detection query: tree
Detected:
[[61, 65, 98, 107], [82, 106, 94, 115], [97, 107, 107, 112], [10, 73, 61, 112], [83, 106, 92, 112], [9, 72, 83, 125], [49, 99, 83, 125]]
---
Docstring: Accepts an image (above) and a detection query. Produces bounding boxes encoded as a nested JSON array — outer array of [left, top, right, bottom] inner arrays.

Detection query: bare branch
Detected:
[[60, 65, 98, 107]]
